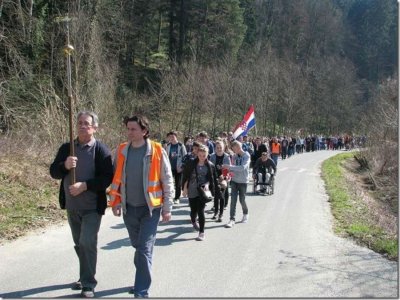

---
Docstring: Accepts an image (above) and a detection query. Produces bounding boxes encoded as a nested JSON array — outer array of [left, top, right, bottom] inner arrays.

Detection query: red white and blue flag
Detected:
[[232, 105, 256, 139]]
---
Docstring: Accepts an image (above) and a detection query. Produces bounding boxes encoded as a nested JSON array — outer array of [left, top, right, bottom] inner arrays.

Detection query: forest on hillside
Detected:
[[0, 0, 397, 148]]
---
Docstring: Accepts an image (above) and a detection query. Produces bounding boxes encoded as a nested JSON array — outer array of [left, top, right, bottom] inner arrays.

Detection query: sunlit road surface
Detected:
[[0, 150, 398, 298]]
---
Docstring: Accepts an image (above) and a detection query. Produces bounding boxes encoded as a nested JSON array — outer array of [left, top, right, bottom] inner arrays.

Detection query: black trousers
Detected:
[[224, 185, 229, 207], [189, 197, 206, 233], [213, 187, 226, 217], [172, 169, 182, 200]]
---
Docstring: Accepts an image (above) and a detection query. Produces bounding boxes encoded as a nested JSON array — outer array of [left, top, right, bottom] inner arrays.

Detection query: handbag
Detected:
[[218, 177, 228, 190], [195, 165, 213, 203]]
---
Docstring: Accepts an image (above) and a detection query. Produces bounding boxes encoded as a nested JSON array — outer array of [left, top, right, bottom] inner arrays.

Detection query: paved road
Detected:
[[0, 150, 398, 298]]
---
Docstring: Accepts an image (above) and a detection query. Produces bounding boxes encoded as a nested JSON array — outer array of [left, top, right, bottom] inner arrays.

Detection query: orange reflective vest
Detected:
[[109, 140, 163, 207], [271, 142, 281, 155]]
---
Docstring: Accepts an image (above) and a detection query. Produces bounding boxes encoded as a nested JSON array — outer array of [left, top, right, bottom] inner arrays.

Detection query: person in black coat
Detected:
[[49, 111, 113, 298], [251, 136, 268, 167], [181, 145, 221, 241]]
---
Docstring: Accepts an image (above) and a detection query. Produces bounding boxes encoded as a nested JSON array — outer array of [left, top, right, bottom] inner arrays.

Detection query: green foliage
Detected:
[[345, 0, 398, 81], [0, 0, 397, 137]]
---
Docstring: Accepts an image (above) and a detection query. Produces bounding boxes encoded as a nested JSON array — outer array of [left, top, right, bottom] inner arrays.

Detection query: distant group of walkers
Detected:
[[50, 111, 358, 298]]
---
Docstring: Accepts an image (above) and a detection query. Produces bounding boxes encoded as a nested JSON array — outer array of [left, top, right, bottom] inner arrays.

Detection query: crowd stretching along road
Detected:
[[48, 111, 368, 298], [163, 130, 366, 237]]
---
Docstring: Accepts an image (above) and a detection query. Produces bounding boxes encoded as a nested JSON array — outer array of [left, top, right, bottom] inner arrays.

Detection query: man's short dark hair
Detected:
[[192, 141, 201, 148], [167, 130, 178, 137], [124, 115, 150, 139]]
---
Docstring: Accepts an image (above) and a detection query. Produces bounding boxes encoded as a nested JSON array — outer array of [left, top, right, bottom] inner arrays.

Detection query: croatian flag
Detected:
[[232, 105, 256, 139]]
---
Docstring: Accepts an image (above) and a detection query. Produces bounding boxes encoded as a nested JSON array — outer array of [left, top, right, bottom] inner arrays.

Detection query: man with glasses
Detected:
[[50, 111, 113, 298]]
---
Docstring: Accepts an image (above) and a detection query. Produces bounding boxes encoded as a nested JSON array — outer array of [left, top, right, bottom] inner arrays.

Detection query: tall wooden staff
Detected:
[[65, 22, 76, 184], [56, 16, 76, 184]]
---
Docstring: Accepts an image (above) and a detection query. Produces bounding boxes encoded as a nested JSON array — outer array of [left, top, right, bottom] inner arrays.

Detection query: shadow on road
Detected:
[[1, 283, 73, 298], [101, 237, 131, 250], [101, 204, 231, 248], [110, 223, 126, 230], [54, 286, 133, 298]]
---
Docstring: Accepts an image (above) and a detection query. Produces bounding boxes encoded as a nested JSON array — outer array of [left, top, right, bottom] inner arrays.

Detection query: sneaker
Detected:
[[192, 221, 200, 231], [242, 214, 249, 223], [211, 214, 217, 220], [72, 280, 82, 290], [196, 232, 205, 241], [173, 199, 180, 204], [225, 219, 235, 228], [80, 287, 95, 298], [129, 289, 149, 298], [217, 216, 223, 223]]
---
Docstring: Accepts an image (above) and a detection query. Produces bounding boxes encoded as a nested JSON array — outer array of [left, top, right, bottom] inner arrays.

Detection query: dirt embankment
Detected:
[[343, 159, 397, 237], [0, 152, 66, 243]]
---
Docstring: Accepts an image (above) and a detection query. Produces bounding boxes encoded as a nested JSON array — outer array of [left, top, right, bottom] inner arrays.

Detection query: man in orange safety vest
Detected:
[[109, 115, 174, 298]]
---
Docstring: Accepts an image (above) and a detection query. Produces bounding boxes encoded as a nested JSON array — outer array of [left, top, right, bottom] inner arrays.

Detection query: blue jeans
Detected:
[[123, 205, 161, 298], [67, 209, 102, 289], [271, 154, 279, 167], [230, 181, 248, 221]]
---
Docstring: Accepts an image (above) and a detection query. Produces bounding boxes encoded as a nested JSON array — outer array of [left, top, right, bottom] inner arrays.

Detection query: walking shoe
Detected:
[[129, 288, 149, 298], [173, 198, 180, 204], [217, 216, 223, 223], [242, 214, 249, 223], [211, 214, 217, 220], [192, 221, 200, 231], [80, 287, 95, 298], [71, 280, 82, 290], [196, 232, 205, 241], [225, 219, 235, 228]]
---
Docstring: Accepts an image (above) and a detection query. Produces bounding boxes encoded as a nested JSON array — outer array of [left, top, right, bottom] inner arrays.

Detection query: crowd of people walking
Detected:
[[50, 111, 361, 298]]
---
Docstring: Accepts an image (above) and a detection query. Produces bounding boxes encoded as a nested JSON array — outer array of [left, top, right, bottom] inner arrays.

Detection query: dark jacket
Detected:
[[253, 157, 277, 175], [252, 143, 268, 162], [49, 140, 113, 215], [181, 158, 221, 199]]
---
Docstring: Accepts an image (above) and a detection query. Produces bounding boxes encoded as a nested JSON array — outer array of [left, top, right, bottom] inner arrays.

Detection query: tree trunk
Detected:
[[169, 0, 176, 61], [157, 8, 162, 52], [17, 0, 26, 39], [28, 0, 33, 42], [0, 0, 4, 18], [177, 0, 187, 65]]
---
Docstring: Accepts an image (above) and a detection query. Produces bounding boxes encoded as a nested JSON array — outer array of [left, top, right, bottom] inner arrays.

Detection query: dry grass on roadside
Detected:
[[322, 152, 398, 260], [0, 139, 66, 243]]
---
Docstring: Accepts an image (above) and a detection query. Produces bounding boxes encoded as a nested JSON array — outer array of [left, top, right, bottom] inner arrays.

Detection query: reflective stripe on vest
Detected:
[[109, 140, 164, 207]]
